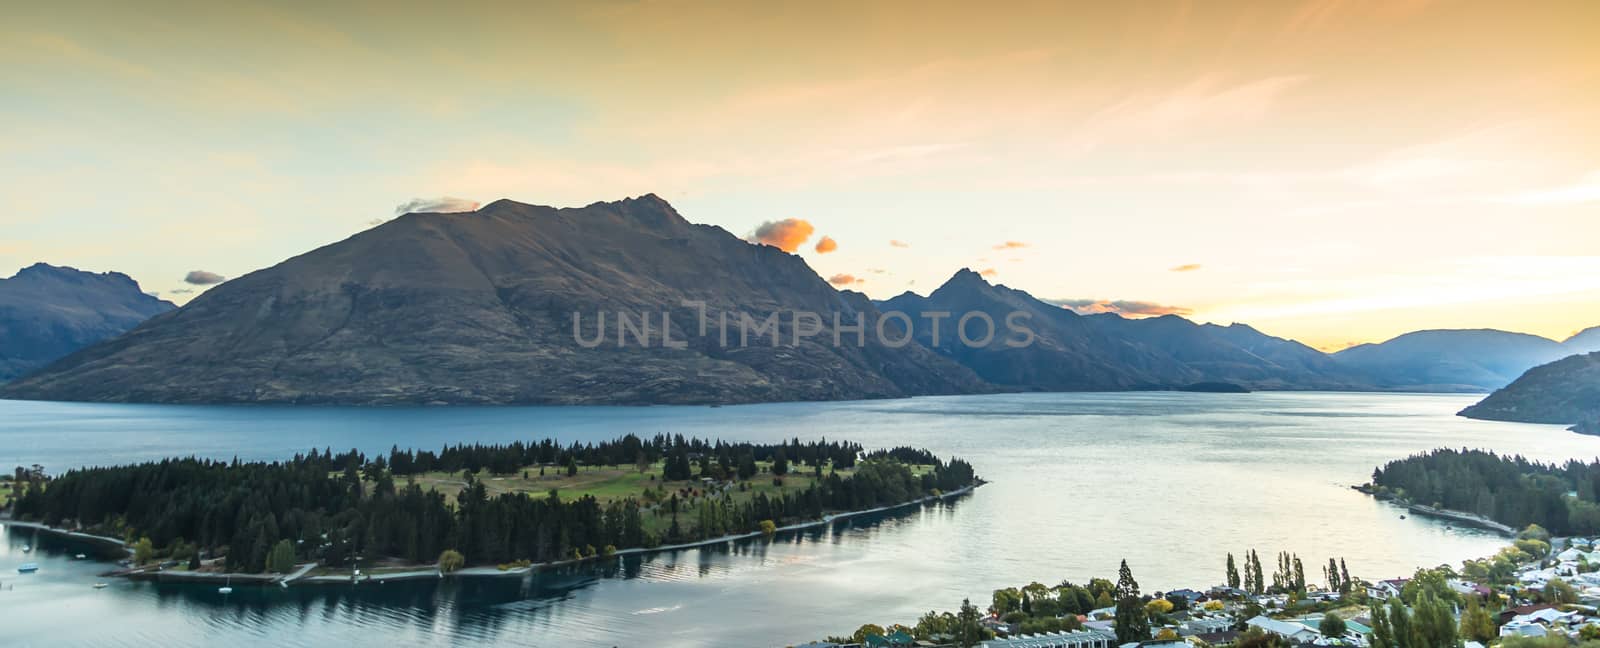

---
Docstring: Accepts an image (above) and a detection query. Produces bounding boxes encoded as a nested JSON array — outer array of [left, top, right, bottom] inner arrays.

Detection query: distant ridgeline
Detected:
[[8, 435, 977, 573], [1368, 448, 1600, 536]]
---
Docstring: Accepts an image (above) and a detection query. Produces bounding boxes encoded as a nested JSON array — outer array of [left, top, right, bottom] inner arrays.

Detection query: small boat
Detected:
[[1400, 514, 1407, 519], [74, 554, 88, 560], [217, 586, 233, 594], [93, 583, 108, 589], [17, 563, 39, 573], [21, 545, 31, 553]]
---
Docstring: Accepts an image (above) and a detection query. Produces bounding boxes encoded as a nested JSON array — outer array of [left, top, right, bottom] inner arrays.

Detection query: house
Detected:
[[864, 630, 915, 647], [1179, 616, 1234, 635], [1244, 616, 1320, 643], [1500, 620, 1548, 638], [1208, 586, 1247, 600], [1193, 630, 1240, 646], [1366, 578, 1408, 601], [1499, 604, 1557, 625], [978, 628, 1118, 648], [1164, 589, 1205, 605]]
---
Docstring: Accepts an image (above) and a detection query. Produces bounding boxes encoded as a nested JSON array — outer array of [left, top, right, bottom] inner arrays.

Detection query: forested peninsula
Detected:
[[5, 435, 978, 579], [1365, 448, 1600, 536]]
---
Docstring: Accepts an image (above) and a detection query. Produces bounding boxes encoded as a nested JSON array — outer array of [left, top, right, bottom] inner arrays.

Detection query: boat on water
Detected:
[[17, 563, 39, 573], [21, 545, 31, 553], [218, 575, 233, 594], [93, 582, 108, 589], [74, 553, 87, 560]]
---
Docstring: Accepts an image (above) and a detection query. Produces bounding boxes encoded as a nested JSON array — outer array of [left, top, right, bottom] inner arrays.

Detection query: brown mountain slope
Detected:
[[0, 196, 986, 405]]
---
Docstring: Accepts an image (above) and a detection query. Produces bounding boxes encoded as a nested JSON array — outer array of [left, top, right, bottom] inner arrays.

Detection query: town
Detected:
[[804, 524, 1600, 648]]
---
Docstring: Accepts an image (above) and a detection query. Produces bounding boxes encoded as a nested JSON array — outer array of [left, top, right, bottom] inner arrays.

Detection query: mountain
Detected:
[[1085, 316, 1372, 390], [878, 270, 1370, 391], [1459, 352, 1600, 431], [879, 269, 1190, 390], [1568, 326, 1600, 355], [0, 263, 175, 382], [0, 196, 984, 405], [1331, 329, 1569, 392]]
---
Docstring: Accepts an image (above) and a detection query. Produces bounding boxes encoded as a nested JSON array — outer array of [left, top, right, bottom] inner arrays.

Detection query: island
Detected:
[[4, 435, 979, 583]]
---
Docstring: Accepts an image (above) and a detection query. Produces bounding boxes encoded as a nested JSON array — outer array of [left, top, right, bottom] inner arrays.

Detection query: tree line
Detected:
[[9, 435, 976, 574], [1369, 448, 1600, 536]]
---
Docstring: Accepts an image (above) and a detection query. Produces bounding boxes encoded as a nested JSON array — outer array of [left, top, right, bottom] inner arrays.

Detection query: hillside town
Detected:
[[803, 525, 1600, 648]]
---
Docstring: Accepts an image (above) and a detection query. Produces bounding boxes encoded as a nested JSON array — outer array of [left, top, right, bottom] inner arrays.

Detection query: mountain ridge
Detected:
[[0, 263, 176, 382], [0, 196, 984, 405]]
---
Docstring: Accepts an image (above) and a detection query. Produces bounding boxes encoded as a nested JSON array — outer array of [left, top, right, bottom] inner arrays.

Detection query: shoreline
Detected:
[[2, 481, 982, 586], [1352, 485, 1517, 536]]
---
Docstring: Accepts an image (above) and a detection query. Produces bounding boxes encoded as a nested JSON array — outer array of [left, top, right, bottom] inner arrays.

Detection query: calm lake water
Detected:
[[3, 392, 1599, 647]]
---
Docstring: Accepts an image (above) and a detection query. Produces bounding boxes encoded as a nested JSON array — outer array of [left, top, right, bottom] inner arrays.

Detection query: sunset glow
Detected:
[[3, 1, 1597, 349]]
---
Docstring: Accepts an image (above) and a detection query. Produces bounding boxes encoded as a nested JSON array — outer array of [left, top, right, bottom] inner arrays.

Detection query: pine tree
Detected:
[[1116, 559, 1140, 598], [1114, 594, 1150, 643], [1339, 559, 1351, 594], [1227, 553, 1241, 589]]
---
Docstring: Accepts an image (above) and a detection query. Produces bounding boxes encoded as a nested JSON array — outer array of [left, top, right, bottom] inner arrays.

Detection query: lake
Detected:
[[3, 392, 1597, 647]]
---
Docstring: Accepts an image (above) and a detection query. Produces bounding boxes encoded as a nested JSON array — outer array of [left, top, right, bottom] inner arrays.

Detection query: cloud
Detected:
[[866, 268, 888, 274], [978, 268, 998, 277], [814, 235, 838, 254], [749, 218, 815, 252], [168, 288, 195, 294], [183, 270, 226, 285], [1045, 298, 1193, 317], [1170, 263, 1203, 272], [394, 196, 481, 216], [827, 273, 863, 286], [993, 241, 1028, 250], [889, 239, 911, 248]]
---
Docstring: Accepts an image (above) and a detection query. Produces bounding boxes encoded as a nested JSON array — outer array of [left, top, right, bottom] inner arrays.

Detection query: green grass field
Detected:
[[378, 459, 937, 539]]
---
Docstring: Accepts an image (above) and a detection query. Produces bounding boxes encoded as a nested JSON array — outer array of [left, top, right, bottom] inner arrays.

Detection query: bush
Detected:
[[437, 549, 465, 573], [759, 520, 777, 536]]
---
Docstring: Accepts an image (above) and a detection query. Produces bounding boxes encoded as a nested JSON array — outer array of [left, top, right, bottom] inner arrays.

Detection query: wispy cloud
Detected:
[[992, 241, 1028, 250], [889, 240, 911, 248], [394, 197, 480, 215], [1170, 263, 1202, 272], [1046, 298, 1192, 317], [827, 273, 863, 286], [1494, 170, 1600, 206]]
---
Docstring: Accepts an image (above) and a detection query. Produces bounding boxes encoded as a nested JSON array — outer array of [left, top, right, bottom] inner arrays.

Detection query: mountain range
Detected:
[[0, 263, 174, 382], [1331, 329, 1583, 392], [0, 196, 982, 404], [878, 270, 1369, 392], [2, 195, 1595, 408]]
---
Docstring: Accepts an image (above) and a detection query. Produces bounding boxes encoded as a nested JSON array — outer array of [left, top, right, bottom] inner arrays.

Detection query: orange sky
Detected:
[[2, 1, 1598, 349]]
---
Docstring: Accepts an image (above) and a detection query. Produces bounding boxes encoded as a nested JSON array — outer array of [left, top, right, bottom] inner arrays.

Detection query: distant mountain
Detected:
[[1331, 329, 1570, 392], [0, 196, 983, 405], [879, 269, 1190, 390], [1459, 352, 1600, 431], [879, 270, 1370, 391], [1086, 316, 1372, 390], [0, 263, 175, 382], [1568, 326, 1600, 355]]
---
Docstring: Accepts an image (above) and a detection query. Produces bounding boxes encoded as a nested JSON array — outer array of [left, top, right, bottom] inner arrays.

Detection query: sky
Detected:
[[3, 1, 1598, 351]]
